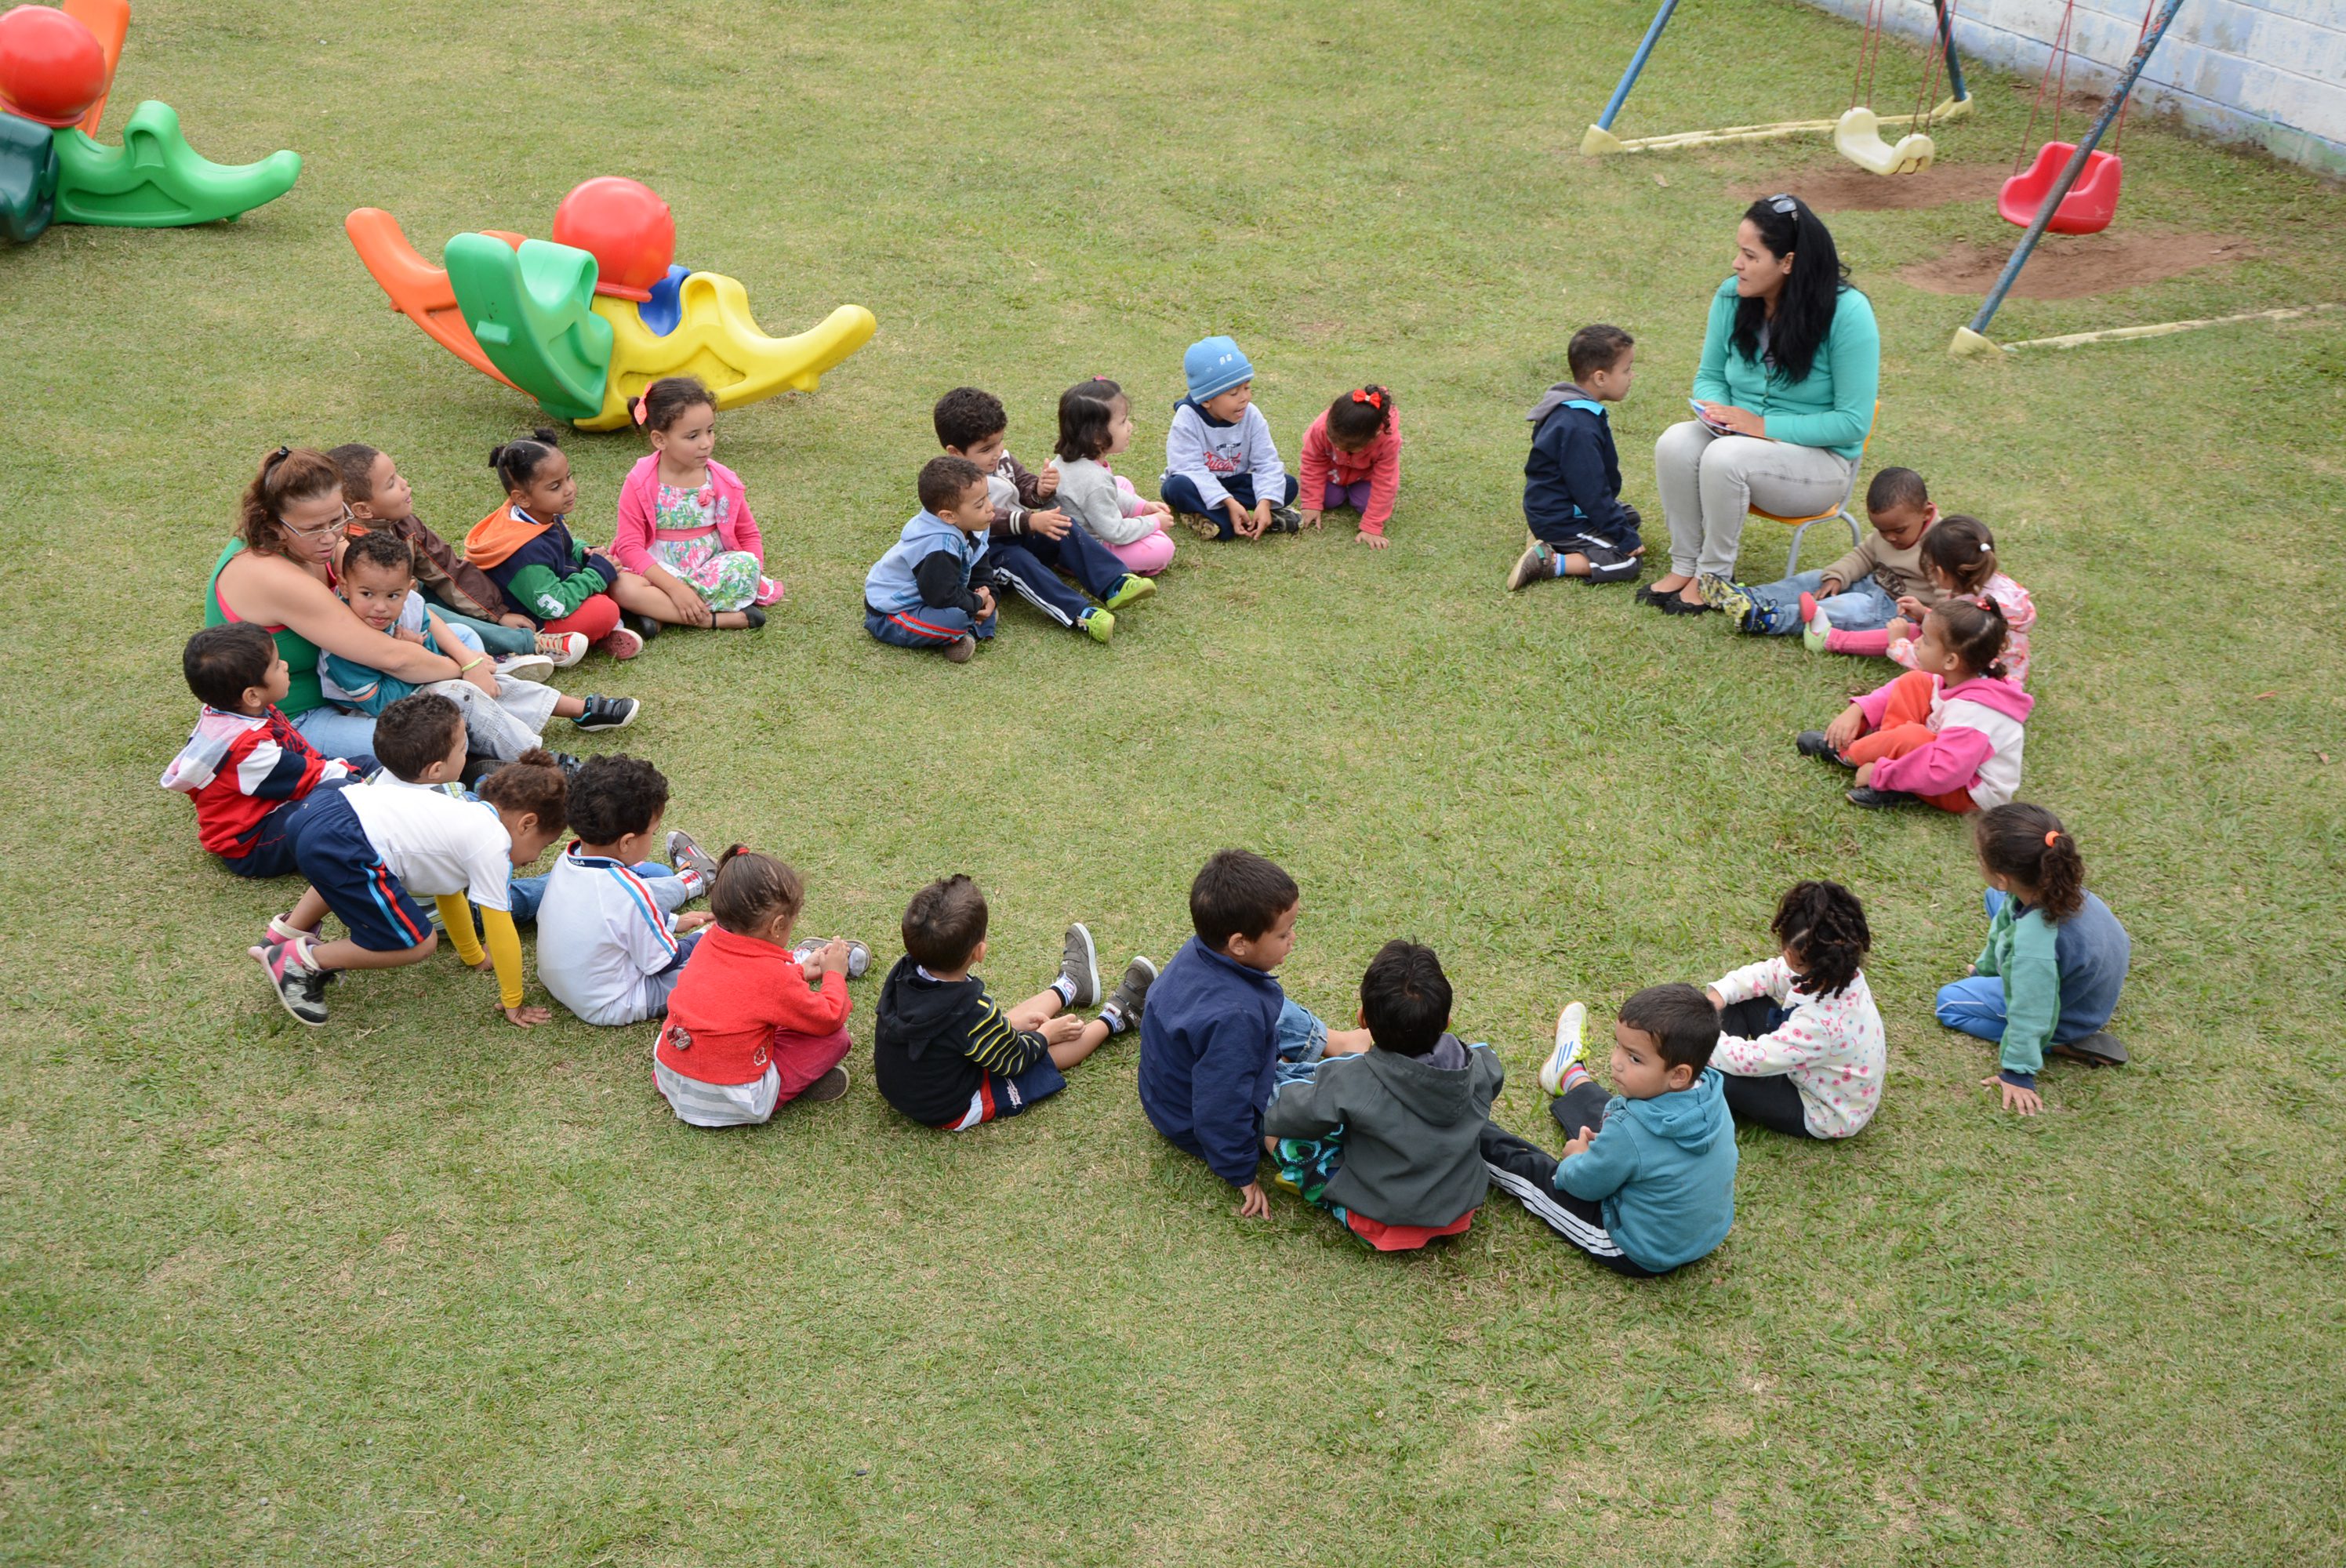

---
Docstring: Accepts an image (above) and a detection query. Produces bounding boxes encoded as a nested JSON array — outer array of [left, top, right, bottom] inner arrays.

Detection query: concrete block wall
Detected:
[[1801, 0, 2346, 178]]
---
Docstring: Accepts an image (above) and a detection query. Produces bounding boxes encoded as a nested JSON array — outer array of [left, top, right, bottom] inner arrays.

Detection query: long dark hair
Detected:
[[1730, 195, 1853, 385], [1974, 803, 2086, 923], [1772, 880, 1870, 999], [1932, 597, 2010, 683], [1055, 379, 1120, 463]]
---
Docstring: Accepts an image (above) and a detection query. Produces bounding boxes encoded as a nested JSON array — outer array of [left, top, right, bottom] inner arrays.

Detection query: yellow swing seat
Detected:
[[1833, 107, 1935, 175]]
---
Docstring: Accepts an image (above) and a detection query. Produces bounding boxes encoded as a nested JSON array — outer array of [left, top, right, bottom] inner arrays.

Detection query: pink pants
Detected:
[[772, 1025, 854, 1102], [1104, 474, 1175, 574]]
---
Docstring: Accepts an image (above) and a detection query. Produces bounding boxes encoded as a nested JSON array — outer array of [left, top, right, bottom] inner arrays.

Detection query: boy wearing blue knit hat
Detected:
[[1160, 336, 1301, 542]]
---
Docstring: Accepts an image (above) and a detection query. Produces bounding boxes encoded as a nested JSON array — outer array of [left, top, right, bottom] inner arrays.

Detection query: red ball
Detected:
[[551, 176, 676, 303], [0, 5, 107, 129]]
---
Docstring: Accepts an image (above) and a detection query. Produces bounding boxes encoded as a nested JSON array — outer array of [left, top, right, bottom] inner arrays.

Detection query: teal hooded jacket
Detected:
[[1690, 278, 1880, 463], [1556, 1067, 1738, 1272]]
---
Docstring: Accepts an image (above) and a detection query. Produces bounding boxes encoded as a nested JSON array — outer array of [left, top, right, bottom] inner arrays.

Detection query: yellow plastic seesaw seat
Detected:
[[1833, 107, 1934, 176]]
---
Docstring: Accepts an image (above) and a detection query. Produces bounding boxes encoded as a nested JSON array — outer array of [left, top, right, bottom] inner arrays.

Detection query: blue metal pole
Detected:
[[1933, 0, 1968, 104], [1596, 0, 1682, 132], [1966, 0, 2188, 339]]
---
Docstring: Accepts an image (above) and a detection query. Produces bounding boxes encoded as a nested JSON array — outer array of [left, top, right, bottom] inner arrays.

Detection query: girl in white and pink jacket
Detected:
[[1799, 598, 2032, 813], [1708, 880, 1885, 1139]]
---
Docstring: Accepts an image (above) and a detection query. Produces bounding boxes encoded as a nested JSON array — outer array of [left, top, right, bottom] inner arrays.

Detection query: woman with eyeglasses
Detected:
[[1644, 194, 1880, 615], [204, 447, 507, 757]]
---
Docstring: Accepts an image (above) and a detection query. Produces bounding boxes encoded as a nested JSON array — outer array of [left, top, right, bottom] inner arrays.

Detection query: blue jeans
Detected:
[[1271, 998, 1328, 1091], [865, 603, 996, 648], [507, 860, 673, 924], [1935, 890, 2016, 1042], [1160, 472, 1301, 538], [290, 704, 378, 759], [1743, 569, 1899, 637], [431, 606, 537, 656]]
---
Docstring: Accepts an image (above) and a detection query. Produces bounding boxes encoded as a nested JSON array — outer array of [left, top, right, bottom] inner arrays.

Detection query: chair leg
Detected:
[[1786, 519, 1812, 576], [1843, 510, 1861, 552]]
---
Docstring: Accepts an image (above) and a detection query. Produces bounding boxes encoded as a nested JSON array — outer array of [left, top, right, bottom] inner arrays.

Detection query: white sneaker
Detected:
[[494, 651, 556, 683], [539, 630, 590, 668], [1538, 1001, 1588, 1096]]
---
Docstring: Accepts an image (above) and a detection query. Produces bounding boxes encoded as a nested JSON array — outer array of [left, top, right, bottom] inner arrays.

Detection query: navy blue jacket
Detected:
[[1137, 936, 1286, 1186], [1523, 384, 1637, 550]]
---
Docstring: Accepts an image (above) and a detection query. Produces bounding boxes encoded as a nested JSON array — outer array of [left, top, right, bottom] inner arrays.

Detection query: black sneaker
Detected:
[[798, 1065, 851, 1103], [1058, 923, 1101, 1011], [1268, 503, 1303, 533], [1796, 731, 1857, 768], [573, 695, 639, 732], [623, 612, 663, 644], [1099, 955, 1158, 1034], [250, 938, 329, 1026], [550, 751, 583, 781], [1846, 786, 1919, 809]]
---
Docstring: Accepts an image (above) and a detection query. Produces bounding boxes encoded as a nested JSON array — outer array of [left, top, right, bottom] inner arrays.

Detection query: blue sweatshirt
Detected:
[[1137, 936, 1287, 1186], [1977, 889, 2131, 1087], [1522, 383, 1637, 550], [1556, 1068, 1738, 1272], [864, 510, 988, 616]]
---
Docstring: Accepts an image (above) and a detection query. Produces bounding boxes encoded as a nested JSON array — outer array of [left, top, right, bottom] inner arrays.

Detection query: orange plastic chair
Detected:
[[1749, 401, 1876, 575]]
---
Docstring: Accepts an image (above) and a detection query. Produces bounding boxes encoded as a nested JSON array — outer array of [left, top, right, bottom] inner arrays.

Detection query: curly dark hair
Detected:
[[1772, 880, 1870, 998]]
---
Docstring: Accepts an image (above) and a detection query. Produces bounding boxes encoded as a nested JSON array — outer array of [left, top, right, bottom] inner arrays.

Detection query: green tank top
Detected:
[[205, 541, 327, 717]]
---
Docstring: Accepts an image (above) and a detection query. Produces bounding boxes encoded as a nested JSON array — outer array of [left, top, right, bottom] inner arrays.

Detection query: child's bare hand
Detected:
[[1145, 500, 1173, 520], [1895, 594, 1927, 621], [1824, 705, 1865, 753], [503, 1004, 552, 1028], [1033, 465, 1061, 499], [1563, 1124, 1597, 1158], [394, 626, 428, 644], [1983, 1076, 2043, 1115], [1027, 508, 1071, 540], [499, 613, 536, 630], [1884, 616, 1915, 643], [674, 911, 714, 933], [1237, 1181, 1272, 1219], [1251, 500, 1274, 538], [971, 586, 996, 619], [1356, 530, 1389, 550], [817, 938, 852, 976], [1298, 508, 1323, 532], [1040, 1014, 1087, 1047]]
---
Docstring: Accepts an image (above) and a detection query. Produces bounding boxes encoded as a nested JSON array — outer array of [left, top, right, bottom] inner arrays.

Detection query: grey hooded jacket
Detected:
[[1262, 1035, 1505, 1227]]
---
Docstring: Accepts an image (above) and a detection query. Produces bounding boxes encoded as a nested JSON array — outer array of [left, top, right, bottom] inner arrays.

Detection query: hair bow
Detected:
[[631, 399, 650, 427], [1351, 388, 1383, 408]]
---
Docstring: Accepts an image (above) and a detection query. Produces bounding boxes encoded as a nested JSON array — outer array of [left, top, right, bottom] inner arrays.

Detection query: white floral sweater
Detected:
[[1710, 957, 1885, 1139]]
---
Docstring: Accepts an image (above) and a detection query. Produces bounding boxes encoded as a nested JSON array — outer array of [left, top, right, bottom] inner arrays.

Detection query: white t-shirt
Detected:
[[535, 846, 681, 1025], [343, 774, 515, 912]]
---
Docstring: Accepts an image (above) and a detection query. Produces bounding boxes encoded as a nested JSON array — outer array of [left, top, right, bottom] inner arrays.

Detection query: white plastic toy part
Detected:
[[1833, 107, 1935, 176]]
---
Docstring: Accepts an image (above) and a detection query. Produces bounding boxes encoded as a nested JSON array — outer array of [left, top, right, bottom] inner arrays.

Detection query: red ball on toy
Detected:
[[551, 176, 675, 303], [0, 4, 107, 129]]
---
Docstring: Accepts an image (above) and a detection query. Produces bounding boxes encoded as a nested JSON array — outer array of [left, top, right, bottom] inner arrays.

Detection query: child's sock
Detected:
[[1552, 553, 1571, 579], [1051, 975, 1080, 1007], [1557, 1062, 1592, 1094], [1098, 1001, 1130, 1035], [1799, 592, 1832, 652], [1828, 627, 1892, 656]]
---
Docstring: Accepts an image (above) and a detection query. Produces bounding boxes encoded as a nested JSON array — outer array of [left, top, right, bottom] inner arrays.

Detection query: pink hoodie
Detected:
[[1297, 409, 1402, 534], [1859, 673, 2035, 809], [612, 455, 762, 576]]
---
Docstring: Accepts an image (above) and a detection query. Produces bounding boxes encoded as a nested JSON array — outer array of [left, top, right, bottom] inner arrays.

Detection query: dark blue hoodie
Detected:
[[1137, 936, 1287, 1186], [1522, 383, 1638, 550]]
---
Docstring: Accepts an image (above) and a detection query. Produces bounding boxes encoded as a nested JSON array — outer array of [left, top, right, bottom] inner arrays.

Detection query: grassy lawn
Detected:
[[4, 0, 2344, 1562]]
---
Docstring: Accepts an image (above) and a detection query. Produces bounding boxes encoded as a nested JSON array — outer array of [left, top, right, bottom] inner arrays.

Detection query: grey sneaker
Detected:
[[250, 938, 329, 1026], [1507, 541, 1553, 592], [944, 633, 978, 664], [1099, 955, 1158, 1033], [798, 1065, 851, 1103], [1058, 923, 1101, 1010], [666, 829, 719, 891], [493, 650, 557, 683], [794, 937, 873, 979]]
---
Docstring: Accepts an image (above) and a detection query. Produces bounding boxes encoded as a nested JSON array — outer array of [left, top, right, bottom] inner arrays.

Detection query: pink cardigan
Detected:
[[612, 455, 763, 575], [1297, 409, 1402, 534]]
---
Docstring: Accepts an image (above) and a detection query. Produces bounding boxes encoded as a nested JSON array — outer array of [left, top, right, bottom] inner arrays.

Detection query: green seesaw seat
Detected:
[[0, 111, 60, 241], [51, 100, 299, 227], [444, 234, 614, 425]]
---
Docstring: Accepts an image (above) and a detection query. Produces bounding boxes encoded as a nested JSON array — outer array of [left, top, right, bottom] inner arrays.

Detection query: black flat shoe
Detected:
[[624, 612, 663, 642], [734, 607, 767, 630], [1656, 593, 1716, 615], [1796, 731, 1857, 768], [1845, 786, 1918, 809], [2051, 1030, 2129, 1067]]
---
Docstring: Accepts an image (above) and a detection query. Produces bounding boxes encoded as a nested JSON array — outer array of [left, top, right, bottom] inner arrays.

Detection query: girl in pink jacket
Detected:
[[1298, 386, 1402, 549], [1807, 514, 2036, 686], [611, 376, 781, 632], [1797, 598, 2033, 813]]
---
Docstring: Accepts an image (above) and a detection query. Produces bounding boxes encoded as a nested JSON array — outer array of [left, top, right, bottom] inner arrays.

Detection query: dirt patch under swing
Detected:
[[1897, 230, 2257, 298], [1735, 163, 2011, 212]]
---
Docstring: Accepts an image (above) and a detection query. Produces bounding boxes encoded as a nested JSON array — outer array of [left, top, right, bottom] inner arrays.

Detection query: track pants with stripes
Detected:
[[1479, 1081, 1661, 1276]]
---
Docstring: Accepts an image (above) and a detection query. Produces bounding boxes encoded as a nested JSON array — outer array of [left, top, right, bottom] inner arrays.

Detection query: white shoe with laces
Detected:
[[1538, 1001, 1589, 1097]]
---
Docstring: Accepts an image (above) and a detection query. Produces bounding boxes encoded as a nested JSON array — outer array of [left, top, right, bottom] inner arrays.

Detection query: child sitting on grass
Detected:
[[1509, 325, 1643, 589], [934, 386, 1165, 591], [1796, 598, 2031, 811], [1051, 378, 1178, 575], [1480, 985, 1738, 1276], [1138, 850, 1375, 1218], [163, 624, 368, 878], [329, 441, 586, 670], [1262, 941, 1505, 1249], [1937, 804, 2132, 1115], [1807, 513, 2036, 688], [1705, 880, 1885, 1139], [533, 754, 721, 1026], [249, 695, 565, 1029], [612, 375, 782, 632], [321, 530, 637, 761], [654, 849, 863, 1127], [1298, 384, 1402, 550], [1160, 336, 1301, 540], [465, 431, 643, 659], [873, 880, 1155, 1131], [1699, 466, 1940, 635]]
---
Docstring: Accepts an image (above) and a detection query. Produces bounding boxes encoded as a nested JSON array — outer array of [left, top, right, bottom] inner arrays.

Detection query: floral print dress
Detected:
[[650, 483, 782, 612]]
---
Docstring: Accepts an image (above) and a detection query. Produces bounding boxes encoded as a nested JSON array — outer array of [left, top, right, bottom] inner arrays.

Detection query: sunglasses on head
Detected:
[[1766, 194, 1799, 215]]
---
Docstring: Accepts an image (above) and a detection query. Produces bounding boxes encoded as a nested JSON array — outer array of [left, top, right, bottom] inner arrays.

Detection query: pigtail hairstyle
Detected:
[[488, 428, 566, 494], [1771, 880, 1870, 999], [1325, 384, 1394, 445], [627, 375, 717, 436], [1931, 597, 2009, 682], [1055, 379, 1119, 463], [238, 445, 344, 553], [1730, 194, 1854, 385], [1920, 514, 1998, 595], [709, 846, 805, 936], [1974, 803, 2087, 923], [476, 748, 569, 838]]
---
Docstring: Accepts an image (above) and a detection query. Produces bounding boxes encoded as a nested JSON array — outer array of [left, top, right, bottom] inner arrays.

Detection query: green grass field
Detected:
[[4, 0, 2344, 1562]]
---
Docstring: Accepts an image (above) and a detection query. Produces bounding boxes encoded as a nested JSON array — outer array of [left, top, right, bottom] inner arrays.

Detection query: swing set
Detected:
[[1580, 0, 1973, 172]]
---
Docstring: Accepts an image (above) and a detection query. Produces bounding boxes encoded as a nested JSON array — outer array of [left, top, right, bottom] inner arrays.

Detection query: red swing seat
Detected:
[[1998, 141, 2123, 234]]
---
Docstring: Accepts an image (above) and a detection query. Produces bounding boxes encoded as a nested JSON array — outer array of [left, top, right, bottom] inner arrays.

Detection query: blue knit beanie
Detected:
[[1182, 336, 1255, 403]]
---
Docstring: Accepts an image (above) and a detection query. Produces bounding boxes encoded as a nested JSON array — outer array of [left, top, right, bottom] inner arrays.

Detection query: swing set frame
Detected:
[[1579, 0, 1973, 158]]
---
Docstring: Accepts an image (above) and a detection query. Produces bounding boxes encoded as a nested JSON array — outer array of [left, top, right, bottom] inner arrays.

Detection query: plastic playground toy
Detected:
[[0, 0, 300, 245], [347, 176, 877, 431], [1580, 0, 1969, 161], [1990, 0, 2152, 238]]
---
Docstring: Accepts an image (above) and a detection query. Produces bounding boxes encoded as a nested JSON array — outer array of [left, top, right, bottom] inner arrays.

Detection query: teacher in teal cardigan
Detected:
[[1646, 194, 1880, 615]]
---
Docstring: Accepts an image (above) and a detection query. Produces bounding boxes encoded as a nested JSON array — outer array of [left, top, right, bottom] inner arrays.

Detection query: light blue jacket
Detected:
[[1690, 278, 1880, 462], [863, 510, 986, 615], [1556, 1067, 1738, 1272]]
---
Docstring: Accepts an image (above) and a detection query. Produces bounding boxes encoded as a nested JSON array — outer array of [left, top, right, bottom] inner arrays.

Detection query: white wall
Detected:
[[1801, 0, 2346, 178]]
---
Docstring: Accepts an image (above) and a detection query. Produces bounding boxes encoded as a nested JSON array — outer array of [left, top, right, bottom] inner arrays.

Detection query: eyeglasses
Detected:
[[1766, 194, 1799, 215], [280, 504, 354, 539]]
